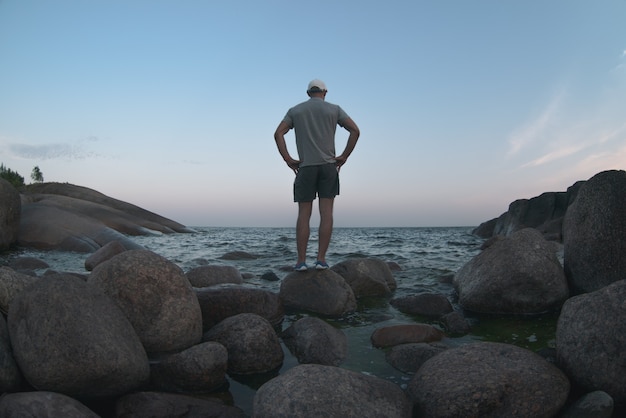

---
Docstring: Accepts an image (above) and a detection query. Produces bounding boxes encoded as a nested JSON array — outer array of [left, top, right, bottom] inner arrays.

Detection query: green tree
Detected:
[[31, 165, 44, 183], [0, 163, 25, 188]]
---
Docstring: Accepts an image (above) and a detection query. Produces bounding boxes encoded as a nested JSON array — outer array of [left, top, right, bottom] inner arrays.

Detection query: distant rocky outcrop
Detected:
[[473, 180, 584, 241], [18, 182, 193, 252]]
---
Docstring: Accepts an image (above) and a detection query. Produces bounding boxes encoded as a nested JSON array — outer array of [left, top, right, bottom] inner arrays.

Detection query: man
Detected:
[[274, 79, 360, 271]]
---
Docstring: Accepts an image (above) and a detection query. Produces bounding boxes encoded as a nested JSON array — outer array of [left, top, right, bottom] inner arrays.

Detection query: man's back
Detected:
[[284, 97, 348, 167]]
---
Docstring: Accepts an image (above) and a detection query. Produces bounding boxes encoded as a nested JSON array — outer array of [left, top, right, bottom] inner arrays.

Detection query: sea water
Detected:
[[2, 227, 559, 415]]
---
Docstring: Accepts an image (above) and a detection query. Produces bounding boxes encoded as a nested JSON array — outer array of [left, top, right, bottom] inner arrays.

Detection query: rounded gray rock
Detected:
[[7, 274, 150, 399], [454, 228, 568, 314], [89, 249, 203, 353], [282, 316, 348, 366], [150, 341, 228, 393], [408, 342, 570, 417], [279, 269, 356, 316], [556, 279, 626, 402], [563, 169, 626, 293], [331, 257, 397, 297], [0, 391, 99, 417], [253, 363, 411, 417], [203, 313, 283, 375]]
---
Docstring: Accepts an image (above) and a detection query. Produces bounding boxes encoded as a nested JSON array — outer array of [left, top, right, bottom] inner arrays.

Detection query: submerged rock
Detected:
[[371, 324, 444, 348]]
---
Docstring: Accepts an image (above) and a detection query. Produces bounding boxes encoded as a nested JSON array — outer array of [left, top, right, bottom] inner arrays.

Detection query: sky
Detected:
[[1, 1, 625, 228]]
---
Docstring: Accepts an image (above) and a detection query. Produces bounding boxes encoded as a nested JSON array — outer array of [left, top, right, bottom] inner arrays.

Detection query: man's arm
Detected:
[[335, 117, 360, 170], [274, 121, 300, 174]]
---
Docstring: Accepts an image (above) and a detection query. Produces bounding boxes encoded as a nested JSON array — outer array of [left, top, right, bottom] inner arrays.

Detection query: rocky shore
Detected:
[[0, 170, 625, 417]]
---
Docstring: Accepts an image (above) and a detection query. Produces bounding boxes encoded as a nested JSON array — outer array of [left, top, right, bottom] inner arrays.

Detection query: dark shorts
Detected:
[[294, 163, 340, 202]]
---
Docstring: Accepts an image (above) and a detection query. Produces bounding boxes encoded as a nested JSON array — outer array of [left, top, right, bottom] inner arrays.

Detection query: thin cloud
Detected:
[[521, 122, 626, 168], [506, 90, 563, 157], [8, 138, 101, 161]]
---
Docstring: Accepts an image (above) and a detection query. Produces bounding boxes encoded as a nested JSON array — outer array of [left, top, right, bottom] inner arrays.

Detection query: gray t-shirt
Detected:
[[282, 97, 350, 167]]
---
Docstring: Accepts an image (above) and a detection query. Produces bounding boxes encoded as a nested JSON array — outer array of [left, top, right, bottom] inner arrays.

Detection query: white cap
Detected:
[[307, 79, 327, 92]]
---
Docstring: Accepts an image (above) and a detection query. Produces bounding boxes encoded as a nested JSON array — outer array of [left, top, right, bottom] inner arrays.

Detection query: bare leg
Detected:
[[296, 201, 313, 264], [317, 198, 334, 263]]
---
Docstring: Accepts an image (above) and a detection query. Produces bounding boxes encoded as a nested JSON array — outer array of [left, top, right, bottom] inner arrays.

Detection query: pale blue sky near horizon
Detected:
[[1, 1, 625, 228]]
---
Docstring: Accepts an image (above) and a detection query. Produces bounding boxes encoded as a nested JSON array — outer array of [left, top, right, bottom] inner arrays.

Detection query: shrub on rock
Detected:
[[453, 228, 568, 314], [7, 274, 150, 399], [88, 249, 203, 353]]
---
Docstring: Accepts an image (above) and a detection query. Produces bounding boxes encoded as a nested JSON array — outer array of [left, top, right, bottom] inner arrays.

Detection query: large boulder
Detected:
[[0, 178, 21, 251], [408, 342, 570, 417], [282, 316, 348, 366], [203, 313, 284, 375], [0, 314, 22, 392], [195, 285, 284, 331], [279, 270, 356, 316], [331, 257, 397, 297], [88, 249, 203, 354], [556, 279, 626, 402], [18, 182, 193, 252], [0, 391, 99, 417], [7, 274, 150, 399], [453, 228, 569, 314], [115, 391, 245, 417], [563, 170, 626, 293], [253, 364, 412, 417], [0, 266, 39, 314]]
